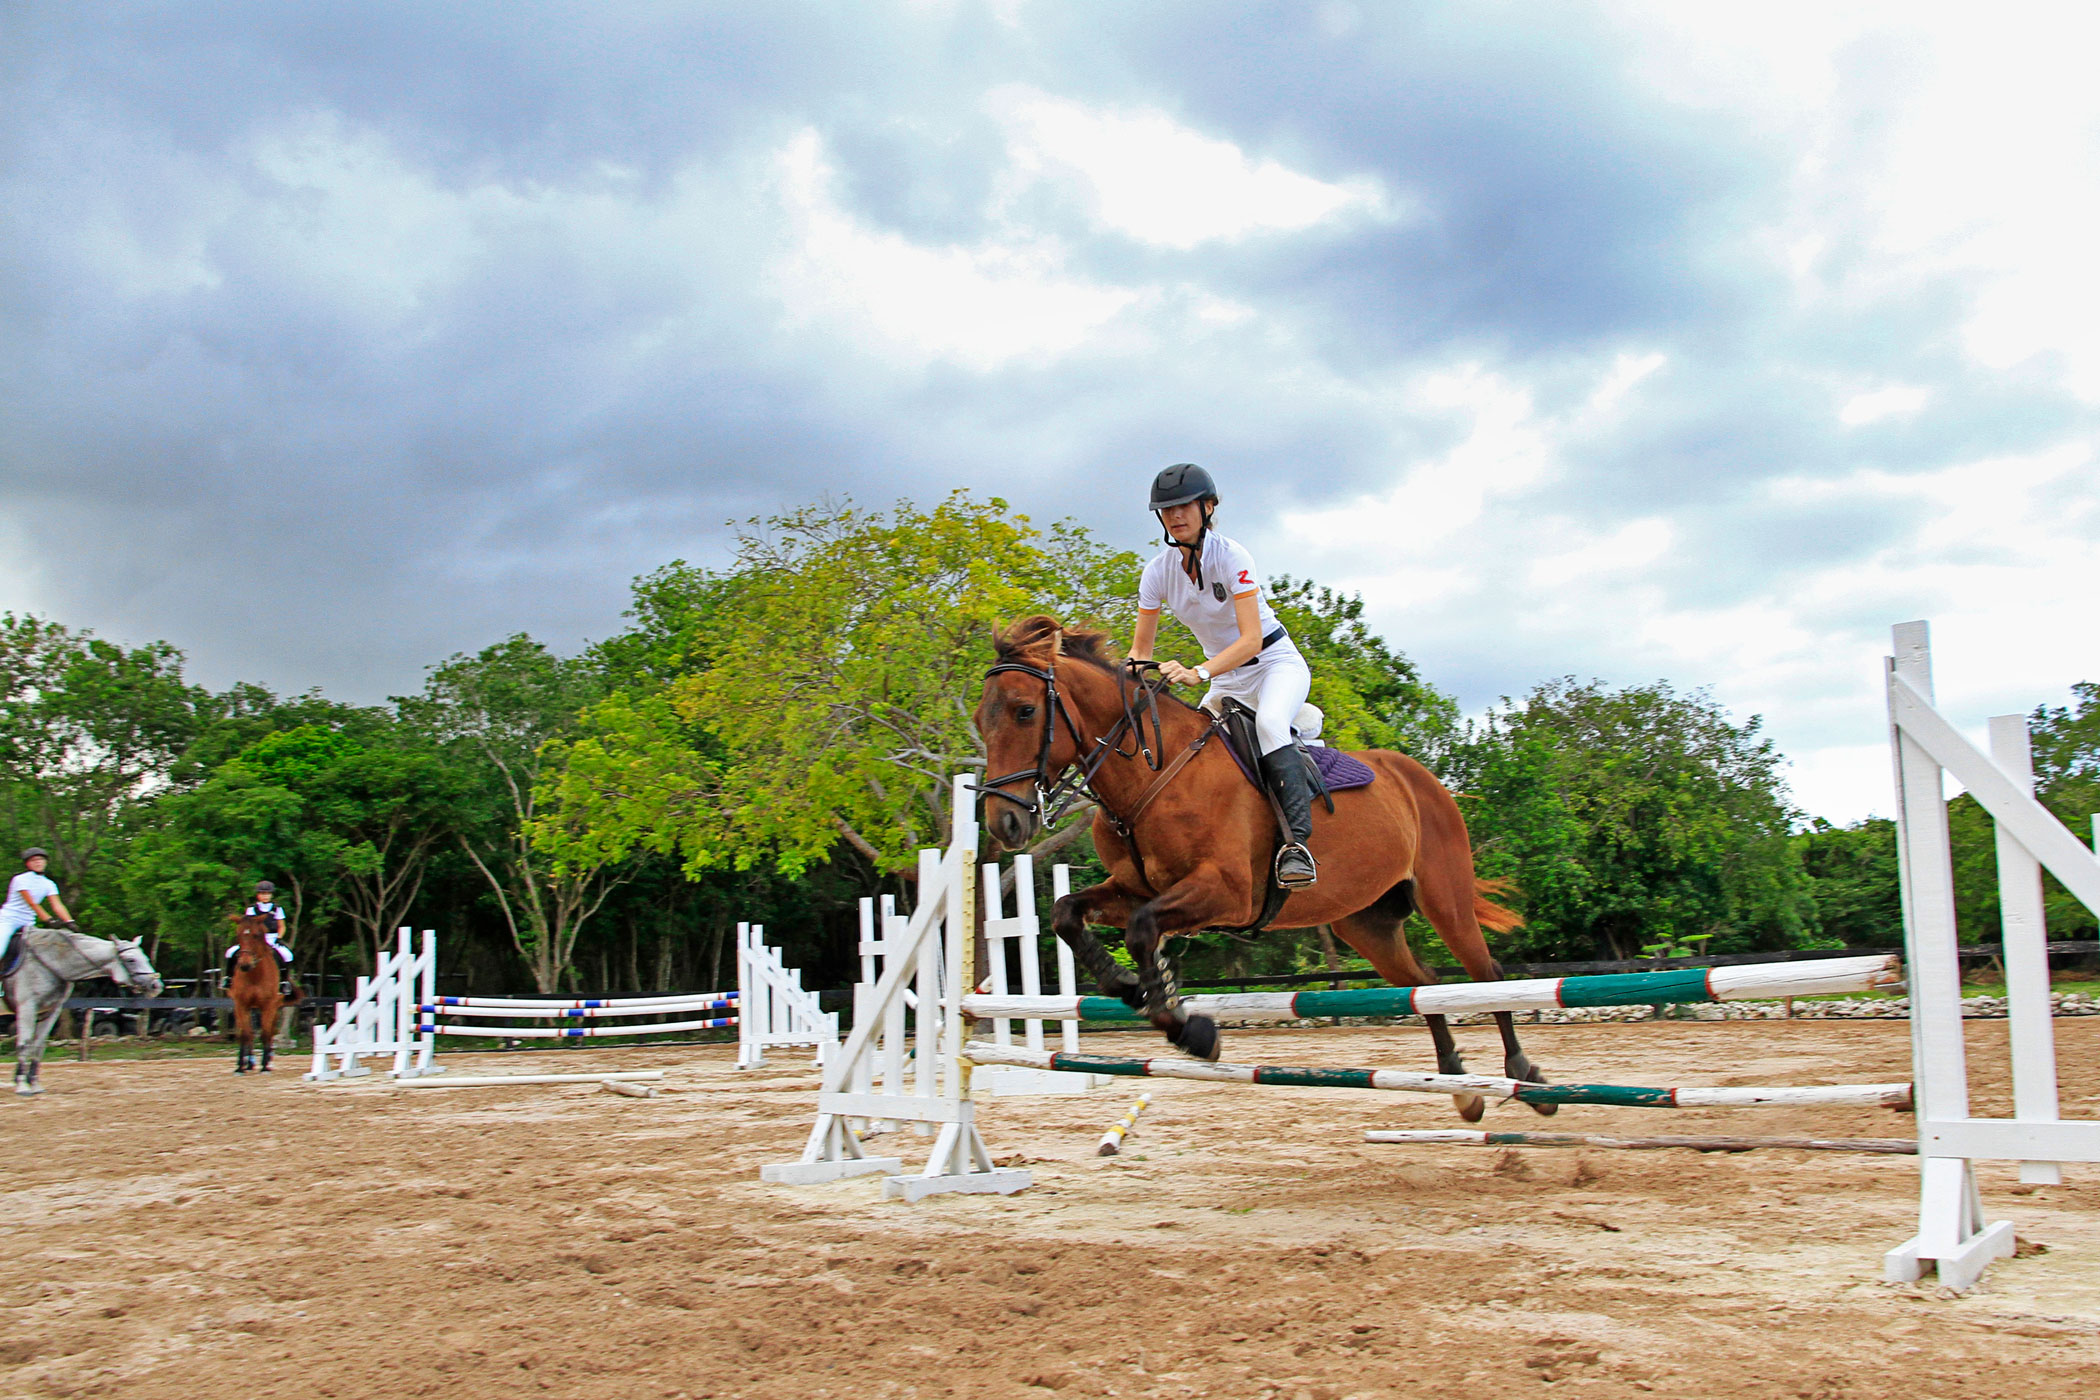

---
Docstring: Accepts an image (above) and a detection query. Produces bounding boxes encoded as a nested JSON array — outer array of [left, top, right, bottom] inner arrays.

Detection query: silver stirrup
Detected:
[[1274, 844, 1318, 890]]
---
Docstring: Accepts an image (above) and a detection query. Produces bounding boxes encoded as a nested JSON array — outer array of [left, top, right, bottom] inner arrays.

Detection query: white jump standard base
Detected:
[[762, 776, 1029, 1200]]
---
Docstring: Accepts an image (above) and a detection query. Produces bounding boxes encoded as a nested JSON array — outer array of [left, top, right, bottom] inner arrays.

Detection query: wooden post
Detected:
[[1884, 621, 2015, 1290], [1989, 715, 2062, 1185]]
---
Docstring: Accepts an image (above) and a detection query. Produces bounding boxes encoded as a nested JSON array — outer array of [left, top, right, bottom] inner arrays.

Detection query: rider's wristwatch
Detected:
[[1195, 665, 1211, 684]]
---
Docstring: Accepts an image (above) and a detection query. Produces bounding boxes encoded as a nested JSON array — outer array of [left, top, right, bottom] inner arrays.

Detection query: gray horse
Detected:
[[3, 927, 163, 1095]]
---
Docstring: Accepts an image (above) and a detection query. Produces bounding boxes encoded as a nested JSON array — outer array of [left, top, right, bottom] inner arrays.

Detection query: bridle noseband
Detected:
[[980, 656, 1168, 828]]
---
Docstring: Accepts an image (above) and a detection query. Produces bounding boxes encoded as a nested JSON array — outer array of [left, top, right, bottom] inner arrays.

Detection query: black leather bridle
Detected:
[[979, 656, 1168, 828]]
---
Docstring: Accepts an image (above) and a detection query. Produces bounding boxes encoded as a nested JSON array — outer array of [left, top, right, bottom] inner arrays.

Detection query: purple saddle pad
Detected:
[[1308, 745, 1376, 791], [1222, 737, 1377, 792]]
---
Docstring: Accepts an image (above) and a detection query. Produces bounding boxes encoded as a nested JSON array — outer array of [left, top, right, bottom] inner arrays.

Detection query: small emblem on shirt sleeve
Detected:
[[1238, 569, 1252, 586]]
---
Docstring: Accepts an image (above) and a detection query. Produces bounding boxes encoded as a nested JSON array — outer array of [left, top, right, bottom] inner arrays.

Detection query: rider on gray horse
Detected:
[[1, 848, 77, 973]]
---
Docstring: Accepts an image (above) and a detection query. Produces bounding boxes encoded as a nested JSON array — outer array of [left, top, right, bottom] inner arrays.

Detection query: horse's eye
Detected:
[[1016, 705, 1037, 722]]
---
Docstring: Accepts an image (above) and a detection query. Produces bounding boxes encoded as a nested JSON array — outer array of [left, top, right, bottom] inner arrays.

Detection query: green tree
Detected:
[[1445, 678, 1815, 961], [2027, 682, 2100, 939], [0, 614, 206, 897], [545, 493, 1140, 880], [407, 635, 620, 993], [1793, 817, 1903, 947], [231, 719, 458, 969]]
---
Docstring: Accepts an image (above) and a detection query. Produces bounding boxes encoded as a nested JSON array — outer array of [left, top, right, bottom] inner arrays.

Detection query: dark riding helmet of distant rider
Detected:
[[1149, 463, 1218, 510], [21, 847, 47, 863], [254, 880, 275, 894]]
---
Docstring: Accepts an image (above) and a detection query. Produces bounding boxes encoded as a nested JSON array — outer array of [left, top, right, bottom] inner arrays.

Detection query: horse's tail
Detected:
[[1473, 877, 1523, 935], [283, 985, 303, 1004]]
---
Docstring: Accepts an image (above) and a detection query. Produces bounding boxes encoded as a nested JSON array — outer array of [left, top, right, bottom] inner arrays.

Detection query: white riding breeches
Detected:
[[1200, 644, 1313, 756]]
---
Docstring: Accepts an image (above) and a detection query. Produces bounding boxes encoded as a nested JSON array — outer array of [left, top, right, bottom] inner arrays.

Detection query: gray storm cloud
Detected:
[[3, 3, 2095, 819]]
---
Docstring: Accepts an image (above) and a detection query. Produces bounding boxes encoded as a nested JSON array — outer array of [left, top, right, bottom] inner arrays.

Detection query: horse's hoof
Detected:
[[1168, 1013, 1220, 1062], [1454, 1092, 1486, 1123], [1510, 1059, 1558, 1117], [258, 1066, 272, 1073], [16, 1084, 42, 1097]]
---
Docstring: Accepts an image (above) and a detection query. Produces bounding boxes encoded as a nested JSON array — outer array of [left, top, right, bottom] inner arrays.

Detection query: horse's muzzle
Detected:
[[988, 805, 1038, 852]]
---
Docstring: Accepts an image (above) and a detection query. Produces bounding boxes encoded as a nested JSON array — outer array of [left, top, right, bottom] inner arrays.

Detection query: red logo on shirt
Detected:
[[1238, 570, 1252, 586]]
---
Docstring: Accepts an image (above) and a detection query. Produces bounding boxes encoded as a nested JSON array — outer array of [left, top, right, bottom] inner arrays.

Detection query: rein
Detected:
[[979, 655, 1175, 830]]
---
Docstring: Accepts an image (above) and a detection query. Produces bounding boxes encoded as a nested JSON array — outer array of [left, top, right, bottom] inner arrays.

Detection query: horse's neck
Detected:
[[26, 928, 105, 980], [1066, 676, 1213, 810]]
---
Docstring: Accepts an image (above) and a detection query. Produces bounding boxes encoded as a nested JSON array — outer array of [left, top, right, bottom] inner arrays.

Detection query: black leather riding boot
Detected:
[[1259, 750, 1319, 889]]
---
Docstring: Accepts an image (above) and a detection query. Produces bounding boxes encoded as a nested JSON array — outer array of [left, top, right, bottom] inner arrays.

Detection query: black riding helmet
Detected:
[[1149, 462, 1217, 510], [1149, 463, 1219, 585], [255, 880, 275, 894], [21, 847, 47, 863]]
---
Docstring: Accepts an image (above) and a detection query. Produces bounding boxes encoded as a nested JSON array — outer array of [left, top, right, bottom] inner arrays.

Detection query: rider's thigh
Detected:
[[1253, 656, 1312, 755]]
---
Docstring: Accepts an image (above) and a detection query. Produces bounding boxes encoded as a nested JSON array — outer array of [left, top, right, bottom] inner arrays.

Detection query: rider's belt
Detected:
[[1245, 627, 1288, 665]]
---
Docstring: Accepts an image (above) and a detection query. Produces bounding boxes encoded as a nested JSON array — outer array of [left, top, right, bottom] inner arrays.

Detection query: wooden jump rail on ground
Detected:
[[397, 1070, 667, 1089], [962, 1042, 1915, 1110], [961, 954, 1903, 1023]]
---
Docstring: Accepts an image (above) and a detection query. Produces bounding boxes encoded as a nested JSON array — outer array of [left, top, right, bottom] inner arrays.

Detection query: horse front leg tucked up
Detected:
[[1123, 871, 1239, 1063], [1050, 881, 1145, 1008]]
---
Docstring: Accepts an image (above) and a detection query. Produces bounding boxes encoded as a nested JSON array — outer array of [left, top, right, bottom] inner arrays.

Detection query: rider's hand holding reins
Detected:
[[1158, 660, 1203, 686]]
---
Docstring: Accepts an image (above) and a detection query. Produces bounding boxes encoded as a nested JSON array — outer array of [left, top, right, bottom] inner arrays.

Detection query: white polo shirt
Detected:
[[226, 902, 293, 961], [2, 871, 56, 933], [1137, 532, 1282, 660]]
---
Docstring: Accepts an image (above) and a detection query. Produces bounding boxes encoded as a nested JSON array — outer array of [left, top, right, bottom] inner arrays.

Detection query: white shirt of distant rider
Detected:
[[226, 901, 293, 963], [2, 869, 58, 934]]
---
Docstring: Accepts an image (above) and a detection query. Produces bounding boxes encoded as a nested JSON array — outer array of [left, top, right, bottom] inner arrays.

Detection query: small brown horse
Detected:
[[228, 913, 299, 1074], [974, 615, 1553, 1121]]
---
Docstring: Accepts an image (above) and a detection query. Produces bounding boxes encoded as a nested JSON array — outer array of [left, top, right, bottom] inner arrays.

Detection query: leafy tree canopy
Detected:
[[545, 492, 1141, 878], [1444, 677, 1816, 961]]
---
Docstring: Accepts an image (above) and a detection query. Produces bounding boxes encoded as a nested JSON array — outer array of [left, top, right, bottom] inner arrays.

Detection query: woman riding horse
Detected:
[[1, 848, 163, 1094], [975, 479, 1556, 1118], [1132, 464, 1320, 889]]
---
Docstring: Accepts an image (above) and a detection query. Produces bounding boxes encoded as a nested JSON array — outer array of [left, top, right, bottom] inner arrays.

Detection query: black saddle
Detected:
[[1213, 699, 1337, 818]]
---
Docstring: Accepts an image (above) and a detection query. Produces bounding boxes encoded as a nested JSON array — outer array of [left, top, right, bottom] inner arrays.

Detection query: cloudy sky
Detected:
[[4, 2, 2096, 822]]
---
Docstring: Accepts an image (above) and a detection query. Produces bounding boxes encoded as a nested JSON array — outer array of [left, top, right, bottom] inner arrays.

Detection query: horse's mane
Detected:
[[991, 615, 1199, 712]]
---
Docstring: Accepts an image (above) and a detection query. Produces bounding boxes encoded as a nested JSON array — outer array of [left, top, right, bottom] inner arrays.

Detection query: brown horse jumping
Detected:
[[974, 615, 1553, 1121], [228, 913, 299, 1074]]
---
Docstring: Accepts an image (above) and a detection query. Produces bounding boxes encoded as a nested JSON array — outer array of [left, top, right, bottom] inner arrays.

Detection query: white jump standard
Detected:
[[762, 776, 1030, 1201], [738, 920, 839, 1069], [1882, 621, 2100, 1291], [306, 924, 832, 1083]]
